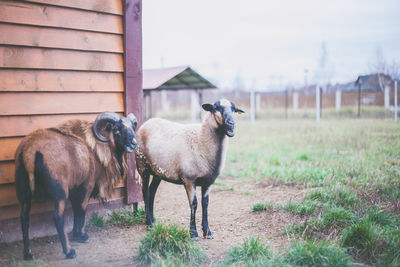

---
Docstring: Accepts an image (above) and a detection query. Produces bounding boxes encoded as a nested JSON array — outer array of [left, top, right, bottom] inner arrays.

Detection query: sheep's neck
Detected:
[[200, 116, 228, 180]]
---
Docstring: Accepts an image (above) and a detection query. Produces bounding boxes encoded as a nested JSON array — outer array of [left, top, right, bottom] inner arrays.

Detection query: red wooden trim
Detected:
[[123, 0, 143, 204]]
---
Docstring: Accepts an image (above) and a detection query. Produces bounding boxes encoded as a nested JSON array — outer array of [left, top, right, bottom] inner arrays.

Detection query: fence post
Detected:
[[250, 90, 256, 121], [395, 80, 398, 122], [256, 93, 261, 113], [335, 90, 341, 111], [285, 89, 288, 119], [358, 83, 361, 118], [293, 91, 299, 111], [316, 85, 320, 122], [385, 86, 390, 109]]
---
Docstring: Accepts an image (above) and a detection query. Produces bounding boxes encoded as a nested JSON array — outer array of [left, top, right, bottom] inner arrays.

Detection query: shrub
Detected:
[[136, 223, 206, 265]]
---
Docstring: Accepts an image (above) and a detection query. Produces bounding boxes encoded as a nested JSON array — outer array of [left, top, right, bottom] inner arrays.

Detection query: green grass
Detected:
[[108, 207, 146, 226], [252, 202, 275, 212], [281, 201, 319, 216], [217, 238, 353, 267], [220, 119, 400, 266], [223, 237, 271, 265], [284, 239, 353, 267], [87, 212, 107, 227], [223, 119, 400, 194], [136, 223, 206, 266]]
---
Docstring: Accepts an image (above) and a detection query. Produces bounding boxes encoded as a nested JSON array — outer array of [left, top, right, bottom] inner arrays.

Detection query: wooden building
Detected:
[[0, 0, 143, 242]]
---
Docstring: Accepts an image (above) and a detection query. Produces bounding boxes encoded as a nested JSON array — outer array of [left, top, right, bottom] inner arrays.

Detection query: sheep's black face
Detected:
[[202, 99, 245, 137], [113, 115, 138, 153]]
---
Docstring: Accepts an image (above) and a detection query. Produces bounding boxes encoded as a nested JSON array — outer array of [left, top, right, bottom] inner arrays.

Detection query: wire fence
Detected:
[[144, 81, 399, 122]]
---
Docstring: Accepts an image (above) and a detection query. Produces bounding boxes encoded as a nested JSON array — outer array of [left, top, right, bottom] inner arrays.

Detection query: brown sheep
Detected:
[[135, 99, 244, 240], [15, 112, 137, 260]]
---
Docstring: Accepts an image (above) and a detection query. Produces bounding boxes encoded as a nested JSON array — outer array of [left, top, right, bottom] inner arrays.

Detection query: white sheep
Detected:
[[135, 99, 244, 240]]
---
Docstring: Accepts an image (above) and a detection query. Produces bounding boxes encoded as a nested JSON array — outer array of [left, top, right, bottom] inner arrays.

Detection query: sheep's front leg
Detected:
[[149, 175, 161, 224], [184, 182, 199, 241], [71, 184, 91, 243], [201, 184, 213, 239]]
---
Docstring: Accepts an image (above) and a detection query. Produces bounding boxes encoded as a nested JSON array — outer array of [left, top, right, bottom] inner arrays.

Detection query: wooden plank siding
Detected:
[[0, 70, 124, 92], [0, 24, 123, 53], [0, 0, 135, 225], [22, 0, 124, 15], [0, 1, 123, 34], [0, 47, 123, 71], [0, 92, 124, 115]]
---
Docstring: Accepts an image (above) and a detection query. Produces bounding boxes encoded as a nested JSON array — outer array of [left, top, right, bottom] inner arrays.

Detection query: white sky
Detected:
[[142, 0, 400, 90]]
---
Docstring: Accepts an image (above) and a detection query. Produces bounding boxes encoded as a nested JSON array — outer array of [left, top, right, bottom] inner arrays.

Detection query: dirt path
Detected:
[[0, 181, 307, 266]]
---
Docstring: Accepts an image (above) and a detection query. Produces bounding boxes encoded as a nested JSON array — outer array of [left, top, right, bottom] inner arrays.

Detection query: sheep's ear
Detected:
[[234, 108, 245, 114], [202, 104, 215, 112]]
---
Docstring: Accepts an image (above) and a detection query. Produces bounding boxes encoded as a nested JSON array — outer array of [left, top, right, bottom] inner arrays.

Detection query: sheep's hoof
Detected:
[[65, 248, 76, 259], [73, 233, 89, 243], [24, 251, 35, 260]]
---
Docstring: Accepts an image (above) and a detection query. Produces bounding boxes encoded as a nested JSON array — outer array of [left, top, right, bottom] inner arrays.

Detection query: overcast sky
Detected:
[[142, 0, 400, 90]]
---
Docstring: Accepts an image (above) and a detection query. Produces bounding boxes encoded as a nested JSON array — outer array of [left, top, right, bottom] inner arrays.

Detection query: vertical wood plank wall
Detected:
[[0, 0, 141, 237]]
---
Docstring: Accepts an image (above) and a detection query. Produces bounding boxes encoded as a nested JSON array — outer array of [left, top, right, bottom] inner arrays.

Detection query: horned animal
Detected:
[[15, 112, 137, 260], [135, 99, 244, 240]]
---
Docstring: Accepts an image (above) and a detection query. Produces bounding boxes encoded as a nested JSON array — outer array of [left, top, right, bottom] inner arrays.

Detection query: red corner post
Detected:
[[124, 0, 143, 204]]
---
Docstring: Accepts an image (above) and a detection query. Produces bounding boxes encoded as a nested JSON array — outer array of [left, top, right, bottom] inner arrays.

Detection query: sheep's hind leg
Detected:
[[54, 199, 76, 259], [20, 201, 34, 260], [201, 185, 213, 239], [15, 156, 35, 260], [184, 182, 199, 241], [149, 175, 161, 224]]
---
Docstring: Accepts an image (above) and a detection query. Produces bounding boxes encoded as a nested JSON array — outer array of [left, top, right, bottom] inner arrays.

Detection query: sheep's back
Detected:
[[136, 118, 203, 180], [18, 128, 92, 188]]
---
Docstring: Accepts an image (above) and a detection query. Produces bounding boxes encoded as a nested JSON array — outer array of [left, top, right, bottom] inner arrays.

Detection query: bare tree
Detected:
[[388, 59, 400, 81], [370, 48, 390, 90], [369, 48, 400, 87]]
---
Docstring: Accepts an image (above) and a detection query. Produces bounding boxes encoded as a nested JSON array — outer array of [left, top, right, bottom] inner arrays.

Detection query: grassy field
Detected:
[[217, 118, 400, 266], [133, 118, 400, 266]]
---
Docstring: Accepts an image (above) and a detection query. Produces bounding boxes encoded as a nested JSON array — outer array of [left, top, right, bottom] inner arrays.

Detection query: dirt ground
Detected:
[[0, 180, 307, 266]]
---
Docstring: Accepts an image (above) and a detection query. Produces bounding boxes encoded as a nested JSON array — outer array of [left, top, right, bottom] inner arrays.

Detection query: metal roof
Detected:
[[143, 66, 217, 91], [354, 73, 392, 91]]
